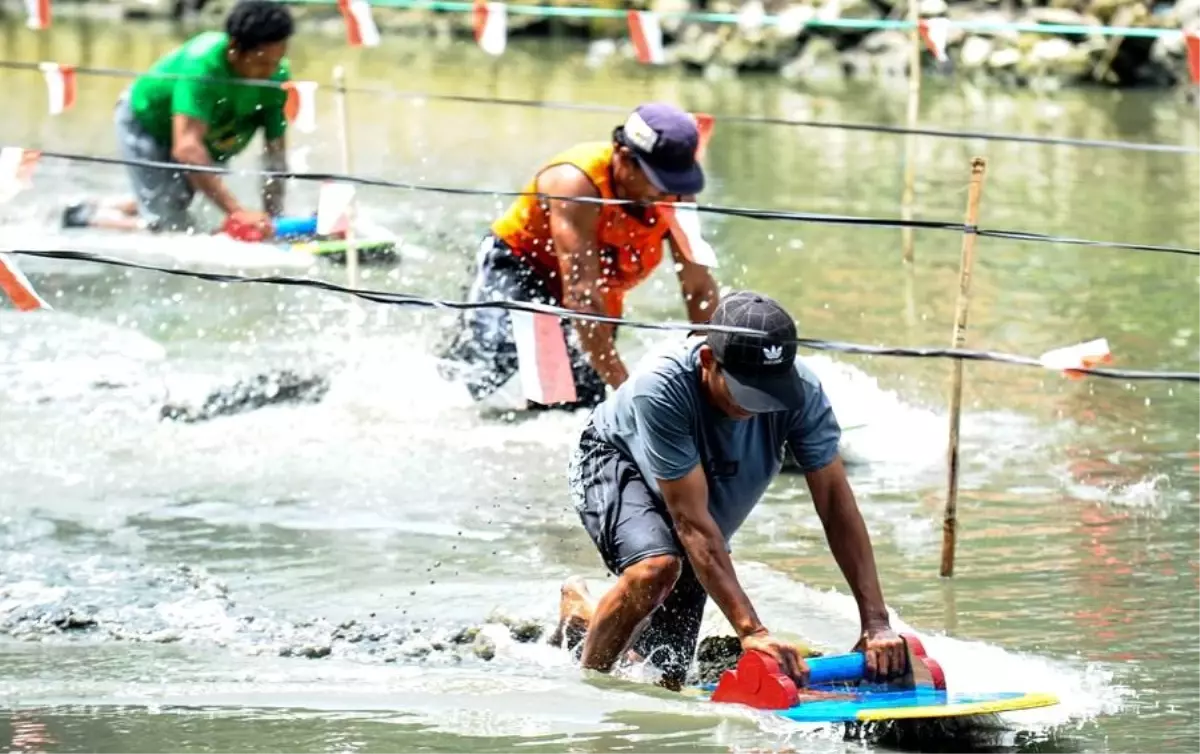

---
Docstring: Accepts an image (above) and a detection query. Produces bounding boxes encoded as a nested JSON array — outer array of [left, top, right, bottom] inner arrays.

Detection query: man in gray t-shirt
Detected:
[[556, 290, 904, 690]]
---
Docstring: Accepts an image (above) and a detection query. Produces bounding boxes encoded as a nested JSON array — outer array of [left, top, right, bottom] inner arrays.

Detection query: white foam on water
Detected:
[[1055, 470, 1178, 518], [0, 309, 168, 413], [796, 354, 948, 476], [16, 228, 320, 272]]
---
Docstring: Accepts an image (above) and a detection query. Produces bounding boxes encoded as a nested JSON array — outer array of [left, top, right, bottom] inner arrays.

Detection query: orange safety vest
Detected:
[[491, 142, 672, 318]]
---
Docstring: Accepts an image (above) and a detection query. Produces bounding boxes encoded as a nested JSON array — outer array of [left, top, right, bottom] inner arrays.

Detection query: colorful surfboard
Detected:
[[286, 237, 398, 266], [232, 213, 401, 267], [701, 633, 1060, 723], [753, 687, 1059, 723]]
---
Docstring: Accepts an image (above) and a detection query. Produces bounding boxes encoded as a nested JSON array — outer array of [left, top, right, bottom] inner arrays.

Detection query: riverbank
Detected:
[[10, 0, 1198, 92]]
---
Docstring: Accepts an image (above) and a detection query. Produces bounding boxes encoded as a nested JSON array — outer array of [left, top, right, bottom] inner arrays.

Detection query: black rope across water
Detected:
[[10, 248, 1198, 384], [1, 59, 1195, 155], [30, 150, 1200, 258], [20, 151, 977, 235]]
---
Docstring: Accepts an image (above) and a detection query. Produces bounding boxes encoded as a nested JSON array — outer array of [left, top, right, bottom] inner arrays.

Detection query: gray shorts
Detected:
[[114, 93, 195, 232], [568, 419, 708, 686]]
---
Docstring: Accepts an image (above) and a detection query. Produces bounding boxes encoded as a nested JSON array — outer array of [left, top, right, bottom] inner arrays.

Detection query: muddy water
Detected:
[[1, 16, 1198, 754]]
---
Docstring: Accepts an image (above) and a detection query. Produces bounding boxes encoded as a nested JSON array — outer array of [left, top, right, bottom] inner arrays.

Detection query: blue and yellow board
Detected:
[[270, 215, 399, 266], [287, 237, 398, 266], [766, 688, 1059, 723], [694, 683, 1059, 723]]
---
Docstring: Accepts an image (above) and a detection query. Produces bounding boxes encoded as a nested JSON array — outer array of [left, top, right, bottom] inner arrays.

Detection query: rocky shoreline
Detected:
[[7, 0, 1199, 90]]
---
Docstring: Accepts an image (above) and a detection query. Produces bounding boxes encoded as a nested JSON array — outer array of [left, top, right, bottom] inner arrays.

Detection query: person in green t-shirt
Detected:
[[62, 0, 294, 238]]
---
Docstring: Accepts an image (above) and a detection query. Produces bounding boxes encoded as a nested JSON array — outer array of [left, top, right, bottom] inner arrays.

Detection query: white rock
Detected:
[[919, 0, 948, 17], [1030, 37, 1075, 64], [738, 0, 766, 33], [960, 35, 993, 68], [651, 0, 692, 34], [776, 4, 815, 39], [987, 47, 1022, 69]]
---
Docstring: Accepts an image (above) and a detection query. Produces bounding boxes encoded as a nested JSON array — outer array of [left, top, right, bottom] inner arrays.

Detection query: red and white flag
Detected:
[[627, 10, 665, 65], [661, 202, 718, 268], [284, 81, 318, 133], [0, 254, 52, 312], [0, 147, 40, 204], [1185, 30, 1200, 85], [510, 310, 577, 405], [337, 0, 380, 47], [473, 0, 507, 56], [39, 62, 76, 116], [919, 18, 950, 63], [317, 181, 355, 236], [690, 112, 714, 160], [1039, 338, 1112, 380], [24, 0, 50, 30]]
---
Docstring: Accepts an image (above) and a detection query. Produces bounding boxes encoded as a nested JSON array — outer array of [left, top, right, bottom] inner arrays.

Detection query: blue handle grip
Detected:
[[805, 652, 867, 685], [272, 215, 318, 238]]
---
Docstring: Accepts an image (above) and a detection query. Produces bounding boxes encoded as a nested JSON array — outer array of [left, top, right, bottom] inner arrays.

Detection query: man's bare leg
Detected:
[[61, 198, 148, 231], [578, 555, 680, 674], [548, 575, 594, 649]]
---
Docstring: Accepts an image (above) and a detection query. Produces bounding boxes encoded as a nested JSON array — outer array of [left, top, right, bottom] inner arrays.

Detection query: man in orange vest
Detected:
[[436, 102, 720, 410]]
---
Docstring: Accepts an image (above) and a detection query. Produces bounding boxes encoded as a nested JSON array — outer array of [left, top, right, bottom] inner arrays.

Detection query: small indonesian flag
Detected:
[[1039, 338, 1112, 379], [317, 181, 355, 236], [473, 0, 507, 57], [690, 112, 714, 160], [661, 202, 718, 268], [337, 0, 380, 48], [627, 10, 665, 65], [1185, 30, 1200, 85], [0, 147, 40, 204], [39, 62, 76, 116], [284, 81, 318, 133], [24, 0, 50, 30], [0, 253, 52, 312], [510, 310, 578, 405], [919, 18, 950, 63]]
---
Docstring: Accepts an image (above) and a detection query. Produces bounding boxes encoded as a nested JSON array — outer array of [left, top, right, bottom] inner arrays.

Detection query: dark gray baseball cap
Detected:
[[705, 291, 805, 413], [613, 102, 705, 195]]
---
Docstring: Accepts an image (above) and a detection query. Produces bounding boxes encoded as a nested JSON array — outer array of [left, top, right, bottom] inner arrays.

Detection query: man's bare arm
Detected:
[[541, 164, 629, 389], [659, 466, 765, 638], [170, 114, 242, 215]]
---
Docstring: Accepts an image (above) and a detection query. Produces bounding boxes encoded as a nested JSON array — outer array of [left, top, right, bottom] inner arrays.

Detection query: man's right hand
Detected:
[[226, 209, 274, 240], [741, 630, 811, 686]]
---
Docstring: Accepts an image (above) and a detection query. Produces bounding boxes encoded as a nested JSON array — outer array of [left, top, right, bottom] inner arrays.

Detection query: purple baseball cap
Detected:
[[613, 102, 705, 196]]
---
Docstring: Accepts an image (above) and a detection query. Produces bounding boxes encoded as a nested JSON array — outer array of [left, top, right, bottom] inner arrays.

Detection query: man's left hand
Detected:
[[854, 624, 906, 682]]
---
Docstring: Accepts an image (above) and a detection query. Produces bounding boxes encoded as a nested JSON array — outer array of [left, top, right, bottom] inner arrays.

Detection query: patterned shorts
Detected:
[[114, 92, 196, 232]]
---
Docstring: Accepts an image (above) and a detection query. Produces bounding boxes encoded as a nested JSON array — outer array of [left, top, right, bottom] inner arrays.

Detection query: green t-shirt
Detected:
[[129, 31, 291, 162]]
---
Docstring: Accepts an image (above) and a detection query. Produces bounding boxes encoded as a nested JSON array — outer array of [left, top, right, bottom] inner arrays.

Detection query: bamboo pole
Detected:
[[333, 65, 360, 290], [940, 156, 988, 579], [900, 0, 922, 265]]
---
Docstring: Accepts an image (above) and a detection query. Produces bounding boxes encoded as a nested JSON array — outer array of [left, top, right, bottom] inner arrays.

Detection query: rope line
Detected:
[[9, 248, 1198, 384], [1, 60, 1194, 155], [27, 149, 1200, 258], [9, 150, 977, 233]]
